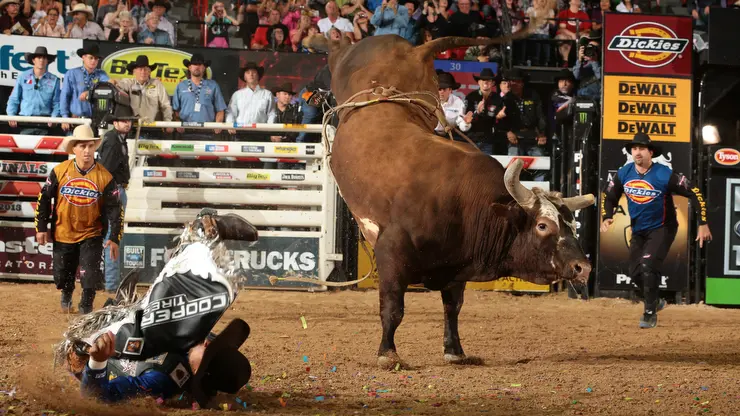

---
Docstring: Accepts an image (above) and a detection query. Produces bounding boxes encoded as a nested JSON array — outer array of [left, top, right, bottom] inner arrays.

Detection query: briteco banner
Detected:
[[0, 35, 83, 86], [597, 13, 694, 293]]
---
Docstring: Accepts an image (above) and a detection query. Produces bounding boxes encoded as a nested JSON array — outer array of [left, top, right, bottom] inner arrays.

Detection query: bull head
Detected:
[[503, 159, 595, 284]]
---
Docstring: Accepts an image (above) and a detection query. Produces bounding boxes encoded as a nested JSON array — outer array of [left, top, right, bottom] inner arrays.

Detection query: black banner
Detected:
[[597, 140, 691, 292], [121, 233, 320, 288]]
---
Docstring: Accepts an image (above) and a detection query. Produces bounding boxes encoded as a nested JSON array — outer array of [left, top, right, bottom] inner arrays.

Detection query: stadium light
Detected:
[[702, 125, 720, 145]]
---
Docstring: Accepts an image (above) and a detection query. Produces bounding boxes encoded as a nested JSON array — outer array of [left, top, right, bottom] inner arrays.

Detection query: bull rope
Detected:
[[268, 86, 481, 288]]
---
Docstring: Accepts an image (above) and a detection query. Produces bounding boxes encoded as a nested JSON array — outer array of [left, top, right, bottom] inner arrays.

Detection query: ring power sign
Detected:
[[602, 75, 691, 142], [603, 13, 693, 76]]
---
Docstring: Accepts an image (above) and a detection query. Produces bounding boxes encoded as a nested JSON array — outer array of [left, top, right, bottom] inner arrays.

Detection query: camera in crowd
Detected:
[[578, 36, 600, 61]]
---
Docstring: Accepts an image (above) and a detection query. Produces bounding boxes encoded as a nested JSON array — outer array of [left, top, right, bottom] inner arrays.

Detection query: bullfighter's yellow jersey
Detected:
[[34, 159, 123, 244]]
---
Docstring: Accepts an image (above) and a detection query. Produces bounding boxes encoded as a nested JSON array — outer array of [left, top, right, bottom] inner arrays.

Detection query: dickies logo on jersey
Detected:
[[60, 178, 101, 206], [624, 179, 662, 204], [607, 22, 689, 68]]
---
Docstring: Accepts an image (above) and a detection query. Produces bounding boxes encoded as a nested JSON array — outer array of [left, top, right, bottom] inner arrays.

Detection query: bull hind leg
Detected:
[[441, 282, 484, 365], [374, 230, 411, 370]]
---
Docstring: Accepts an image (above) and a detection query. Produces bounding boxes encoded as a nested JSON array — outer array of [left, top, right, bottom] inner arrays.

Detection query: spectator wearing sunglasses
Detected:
[[5, 46, 61, 135]]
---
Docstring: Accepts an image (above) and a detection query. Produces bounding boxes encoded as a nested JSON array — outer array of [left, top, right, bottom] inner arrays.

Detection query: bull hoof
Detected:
[[444, 354, 485, 366], [377, 352, 408, 370]]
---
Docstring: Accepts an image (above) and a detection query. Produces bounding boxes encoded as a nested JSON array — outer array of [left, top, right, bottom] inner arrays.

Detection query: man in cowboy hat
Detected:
[[60, 44, 111, 131], [98, 102, 137, 293], [75, 318, 252, 406], [499, 68, 548, 180], [270, 82, 302, 144], [434, 70, 472, 137], [0, 0, 32, 35], [65, 3, 105, 39], [173, 53, 226, 134], [138, 0, 175, 45], [601, 133, 713, 328], [551, 68, 576, 128], [34, 124, 122, 314], [116, 55, 173, 127], [6, 46, 61, 136], [226, 62, 276, 138], [464, 68, 505, 155]]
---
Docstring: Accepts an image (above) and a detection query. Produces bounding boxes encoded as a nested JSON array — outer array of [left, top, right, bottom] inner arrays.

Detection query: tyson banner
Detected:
[[597, 13, 694, 293]]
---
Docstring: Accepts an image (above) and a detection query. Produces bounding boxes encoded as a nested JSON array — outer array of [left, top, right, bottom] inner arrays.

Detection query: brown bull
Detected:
[[302, 33, 595, 368]]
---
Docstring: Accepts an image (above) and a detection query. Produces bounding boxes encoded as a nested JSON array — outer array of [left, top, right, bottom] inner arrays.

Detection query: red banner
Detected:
[[603, 13, 693, 77], [0, 225, 53, 276]]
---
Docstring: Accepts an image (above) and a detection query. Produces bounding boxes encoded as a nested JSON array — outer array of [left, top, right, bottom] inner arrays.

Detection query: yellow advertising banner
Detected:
[[356, 242, 551, 292], [602, 75, 691, 142]]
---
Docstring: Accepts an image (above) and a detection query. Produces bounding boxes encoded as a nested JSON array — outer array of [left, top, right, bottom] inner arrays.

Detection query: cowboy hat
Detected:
[[24, 46, 57, 65], [271, 82, 296, 95], [126, 55, 158, 74], [624, 132, 662, 158], [500, 68, 525, 82], [239, 62, 265, 81], [148, 0, 172, 11], [76, 44, 103, 59], [108, 102, 137, 121], [437, 71, 460, 90], [62, 125, 102, 154], [554, 68, 576, 83], [0, 0, 19, 9], [70, 3, 94, 18], [473, 68, 496, 81], [190, 319, 252, 407], [183, 53, 210, 68]]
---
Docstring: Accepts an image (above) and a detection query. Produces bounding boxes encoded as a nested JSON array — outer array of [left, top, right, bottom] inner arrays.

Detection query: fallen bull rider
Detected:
[[55, 209, 258, 407]]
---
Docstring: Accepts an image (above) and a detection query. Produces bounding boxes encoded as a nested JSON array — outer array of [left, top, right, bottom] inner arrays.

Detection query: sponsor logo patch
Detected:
[[607, 22, 690, 68], [60, 178, 100, 207], [123, 337, 145, 355], [624, 179, 662, 204], [714, 148, 740, 166]]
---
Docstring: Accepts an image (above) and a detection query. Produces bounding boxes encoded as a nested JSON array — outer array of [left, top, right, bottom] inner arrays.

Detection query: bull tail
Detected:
[[268, 274, 371, 287]]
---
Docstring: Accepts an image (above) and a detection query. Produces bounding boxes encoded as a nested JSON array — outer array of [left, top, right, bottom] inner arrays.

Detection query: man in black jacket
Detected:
[[271, 83, 304, 170], [97, 103, 137, 293], [464, 68, 506, 155]]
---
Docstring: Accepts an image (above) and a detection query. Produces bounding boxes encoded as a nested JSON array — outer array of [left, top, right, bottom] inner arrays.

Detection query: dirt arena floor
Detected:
[[1, 282, 740, 416]]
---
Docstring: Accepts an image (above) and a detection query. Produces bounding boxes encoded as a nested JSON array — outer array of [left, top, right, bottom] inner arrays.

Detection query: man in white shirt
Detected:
[[434, 71, 472, 136], [317, 1, 353, 34], [139, 0, 175, 46], [65, 3, 105, 40], [226, 62, 276, 140]]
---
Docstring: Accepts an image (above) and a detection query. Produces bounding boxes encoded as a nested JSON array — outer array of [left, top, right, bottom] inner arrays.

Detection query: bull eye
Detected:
[[537, 223, 547, 232]]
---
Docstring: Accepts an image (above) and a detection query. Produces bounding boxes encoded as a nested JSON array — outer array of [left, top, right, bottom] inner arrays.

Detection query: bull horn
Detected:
[[504, 159, 536, 208], [413, 27, 539, 61], [561, 194, 595, 211]]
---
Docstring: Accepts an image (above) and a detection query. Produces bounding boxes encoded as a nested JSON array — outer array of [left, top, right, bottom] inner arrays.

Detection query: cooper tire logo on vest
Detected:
[[714, 148, 740, 166], [607, 22, 689, 68]]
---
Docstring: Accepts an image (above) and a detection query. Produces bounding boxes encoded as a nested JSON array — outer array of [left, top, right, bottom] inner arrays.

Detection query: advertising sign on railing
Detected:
[[0, 35, 83, 86]]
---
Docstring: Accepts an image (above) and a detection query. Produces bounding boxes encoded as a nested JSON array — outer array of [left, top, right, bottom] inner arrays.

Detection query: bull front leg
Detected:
[[441, 281, 484, 365]]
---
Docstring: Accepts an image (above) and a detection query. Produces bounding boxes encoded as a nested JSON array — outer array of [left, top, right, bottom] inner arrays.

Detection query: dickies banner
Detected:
[[597, 13, 694, 294]]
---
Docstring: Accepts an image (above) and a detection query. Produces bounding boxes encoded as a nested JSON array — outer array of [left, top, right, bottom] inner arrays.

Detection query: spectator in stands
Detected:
[[1, 0, 32, 35], [97, 102, 136, 293], [526, 0, 554, 66], [102, 1, 133, 39], [60, 45, 110, 132], [115, 56, 173, 128], [291, 12, 316, 48], [590, 0, 610, 31], [268, 25, 292, 50], [352, 9, 374, 39], [32, 5, 64, 36], [370, 0, 408, 36], [206, 1, 238, 48], [691, 0, 718, 30], [226, 62, 276, 140], [572, 29, 601, 99], [447, 0, 482, 37], [95, 0, 119, 25], [173, 54, 227, 135], [108, 10, 137, 42], [296, 63, 331, 142], [236, 0, 260, 47], [402, 0, 420, 43], [341, 0, 374, 19], [138, 11, 170, 45], [417, 0, 448, 39], [499, 68, 547, 181], [142, 0, 175, 45], [6, 46, 61, 135], [550, 68, 575, 134], [283, 0, 319, 30], [464, 68, 505, 155], [35, 124, 122, 315], [318, 1, 353, 34], [615, 0, 640, 12], [555, 0, 590, 67], [327, 24, 343, 40], [30, 0, 63, 31], [434, 71, 472, 137], [65, 3, 105, 39], [251, 8, 290, 48], [270, 82, 303, 154]]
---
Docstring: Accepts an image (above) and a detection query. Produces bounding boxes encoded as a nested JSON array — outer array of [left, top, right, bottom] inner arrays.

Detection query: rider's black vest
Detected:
[[107, 351, 193, 390]]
